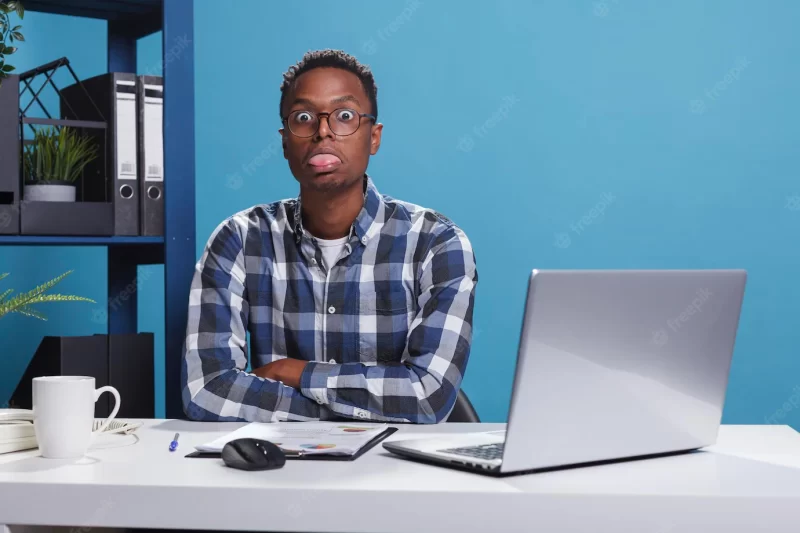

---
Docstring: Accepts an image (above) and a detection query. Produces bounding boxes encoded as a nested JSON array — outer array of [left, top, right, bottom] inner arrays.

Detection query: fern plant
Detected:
[[0, 270, 95, 320], [23, 127, 99, 184]]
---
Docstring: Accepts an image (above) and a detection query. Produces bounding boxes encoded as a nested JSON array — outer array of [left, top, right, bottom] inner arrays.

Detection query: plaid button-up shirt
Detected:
[[182, 175, 478, 423]]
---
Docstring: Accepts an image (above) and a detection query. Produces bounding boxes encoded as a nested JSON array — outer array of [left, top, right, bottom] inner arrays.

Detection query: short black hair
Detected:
[[279, 49, 378, 120]]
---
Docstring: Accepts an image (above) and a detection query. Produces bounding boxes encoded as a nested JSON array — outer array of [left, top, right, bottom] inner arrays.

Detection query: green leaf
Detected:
[[0, 5, 10, 15], [14, 306, 46, 320], [11, 31, 23, 41], [1, 64, 13, 72], [11, 25, 20, 31], [0, 270, 95, 320], [15, 1, 22, 19], [5, 2, 16, 10], [3, 46, 16, 54], [0, 287, 13, 303]]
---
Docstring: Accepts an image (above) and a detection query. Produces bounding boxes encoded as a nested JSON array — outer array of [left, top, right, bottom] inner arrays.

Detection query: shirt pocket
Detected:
[[356, 288, 416, 363]]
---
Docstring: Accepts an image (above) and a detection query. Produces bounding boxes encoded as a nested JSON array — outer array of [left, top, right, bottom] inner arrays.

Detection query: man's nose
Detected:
[[315, 114, 335, 140]]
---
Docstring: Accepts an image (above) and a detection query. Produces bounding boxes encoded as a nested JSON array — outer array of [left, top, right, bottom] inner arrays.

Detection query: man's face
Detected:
[[281, 67, 382, 193]]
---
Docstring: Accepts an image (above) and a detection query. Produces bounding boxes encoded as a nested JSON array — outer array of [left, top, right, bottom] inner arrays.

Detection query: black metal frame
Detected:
[[16, 57, 108, 203]]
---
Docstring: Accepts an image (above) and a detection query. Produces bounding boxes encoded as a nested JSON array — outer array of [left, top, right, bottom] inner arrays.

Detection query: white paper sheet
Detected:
[[195, 422, 389, 456]]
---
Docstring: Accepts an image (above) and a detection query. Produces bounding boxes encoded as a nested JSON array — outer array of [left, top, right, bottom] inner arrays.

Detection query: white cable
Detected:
[[91, 420, 143, 435]]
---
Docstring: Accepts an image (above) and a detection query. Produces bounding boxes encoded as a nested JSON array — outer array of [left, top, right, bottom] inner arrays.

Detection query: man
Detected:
[[182, 49, 478, 423]]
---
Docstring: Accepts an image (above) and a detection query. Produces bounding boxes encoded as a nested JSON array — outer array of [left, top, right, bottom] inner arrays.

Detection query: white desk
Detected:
[[1, 421, 799, 532]]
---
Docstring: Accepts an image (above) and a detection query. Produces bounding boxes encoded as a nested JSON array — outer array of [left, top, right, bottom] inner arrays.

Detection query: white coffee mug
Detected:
[[32, 376, 121, 459]]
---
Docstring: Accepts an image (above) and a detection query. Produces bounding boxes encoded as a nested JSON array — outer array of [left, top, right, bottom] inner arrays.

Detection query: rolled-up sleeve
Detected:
[[182, 219, 322, 422]]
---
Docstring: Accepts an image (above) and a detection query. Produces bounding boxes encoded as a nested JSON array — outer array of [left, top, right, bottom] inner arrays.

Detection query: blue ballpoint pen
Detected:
[[169, 433, 180, 452]]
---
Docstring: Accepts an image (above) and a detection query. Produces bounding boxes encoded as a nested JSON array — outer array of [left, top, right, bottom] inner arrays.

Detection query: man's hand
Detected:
[[252, 358, 308, 389]]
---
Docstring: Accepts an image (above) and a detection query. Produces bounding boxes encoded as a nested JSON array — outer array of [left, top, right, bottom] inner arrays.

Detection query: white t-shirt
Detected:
[[313, 234, 350, 271]]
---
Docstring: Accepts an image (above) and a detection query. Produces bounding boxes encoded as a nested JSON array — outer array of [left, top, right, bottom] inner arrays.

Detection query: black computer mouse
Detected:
[[221, 438, 286, 471]]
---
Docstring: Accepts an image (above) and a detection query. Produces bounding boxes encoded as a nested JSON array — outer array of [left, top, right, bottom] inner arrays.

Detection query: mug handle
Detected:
[[92, 385, 121, 436]]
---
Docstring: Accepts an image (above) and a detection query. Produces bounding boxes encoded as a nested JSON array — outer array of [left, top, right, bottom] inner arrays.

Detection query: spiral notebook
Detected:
[[186, 422, 398, 461]]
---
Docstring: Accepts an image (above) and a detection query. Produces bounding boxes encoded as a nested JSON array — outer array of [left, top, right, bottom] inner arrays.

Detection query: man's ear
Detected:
[[370, 123, 383, 156], [279, 128, 288, 160]]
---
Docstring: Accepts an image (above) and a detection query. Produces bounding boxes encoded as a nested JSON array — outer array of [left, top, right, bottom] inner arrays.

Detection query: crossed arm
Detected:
[[181, 221, 478, 424]]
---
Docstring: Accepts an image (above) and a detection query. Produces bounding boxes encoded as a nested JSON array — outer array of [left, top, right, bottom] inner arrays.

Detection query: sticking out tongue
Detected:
[[308, 154, 341, 167]]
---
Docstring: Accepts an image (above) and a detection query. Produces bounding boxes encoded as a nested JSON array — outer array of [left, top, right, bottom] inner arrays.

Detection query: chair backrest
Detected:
[[446, 389, 480, 423]]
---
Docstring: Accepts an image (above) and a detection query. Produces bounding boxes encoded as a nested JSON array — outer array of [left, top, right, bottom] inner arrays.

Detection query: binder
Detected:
[[0, 74, 20, 234], [9, 335, 110, 418], [137, 75, 164, 236], [60, 73, 140, 235], [108, 332, 156, 418], [9, 333, 155, 418]]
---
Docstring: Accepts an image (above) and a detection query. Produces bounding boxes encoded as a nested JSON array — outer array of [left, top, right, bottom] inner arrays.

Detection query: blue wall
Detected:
[[192, 0, 800, 425], [3, 1, 799, 428]]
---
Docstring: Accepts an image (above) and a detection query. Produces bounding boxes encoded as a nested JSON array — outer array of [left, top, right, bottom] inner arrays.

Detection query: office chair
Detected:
[[446, 389, 480, 423]]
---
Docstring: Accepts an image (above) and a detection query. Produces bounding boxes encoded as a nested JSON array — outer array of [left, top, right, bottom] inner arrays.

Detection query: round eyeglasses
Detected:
[[283, 108, 376, 138]]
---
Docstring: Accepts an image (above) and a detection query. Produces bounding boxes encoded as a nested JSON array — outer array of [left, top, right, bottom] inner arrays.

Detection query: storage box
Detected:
[[20, 200, 114, 236], [9, 333, 155, 418]]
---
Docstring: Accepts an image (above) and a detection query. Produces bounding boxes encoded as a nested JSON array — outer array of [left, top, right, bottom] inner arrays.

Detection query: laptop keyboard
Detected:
[[439, 442, 504, 461]]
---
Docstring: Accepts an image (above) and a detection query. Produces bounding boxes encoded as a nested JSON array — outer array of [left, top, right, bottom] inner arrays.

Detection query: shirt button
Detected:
[[311, 258, 317, 265], [328, 306, 336, 314], [361, 236, 368, 244], [317, 399, 323, 405], [328, 358, 336, 364]]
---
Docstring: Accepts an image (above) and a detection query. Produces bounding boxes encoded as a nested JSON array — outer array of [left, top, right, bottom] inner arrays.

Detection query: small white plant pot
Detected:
[[24, 182, 76, 202]]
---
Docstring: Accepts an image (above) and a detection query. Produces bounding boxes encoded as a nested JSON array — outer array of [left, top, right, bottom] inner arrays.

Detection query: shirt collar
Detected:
[[293, 174, 382, 244]]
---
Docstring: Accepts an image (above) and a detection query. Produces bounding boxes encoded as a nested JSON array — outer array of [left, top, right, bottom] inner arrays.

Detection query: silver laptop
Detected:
[[383, 269, 747, 475]]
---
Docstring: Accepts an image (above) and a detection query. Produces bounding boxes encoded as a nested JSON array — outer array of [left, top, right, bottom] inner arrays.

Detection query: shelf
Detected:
[[24, 0, 161, 21], [26, 0, 162, 39], [20, 0, 195, 419], [0, 235, 164, 245]]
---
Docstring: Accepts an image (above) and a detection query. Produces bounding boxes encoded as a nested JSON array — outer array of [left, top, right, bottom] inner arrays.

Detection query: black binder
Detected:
[[108, 332, 156, 418], [137, 75, 164, 236], [185, 427, 398, 461], [61, 72, 140, 235], [9, 335, 110, 417], [0, 74, 20, 235], [10, 333, 155, 418]]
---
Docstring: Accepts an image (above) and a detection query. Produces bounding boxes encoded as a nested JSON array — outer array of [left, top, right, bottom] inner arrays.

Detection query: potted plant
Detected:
[[23, 126, 99, 202], [0, 0, 25, 87], [0, 270, 95, 320]]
